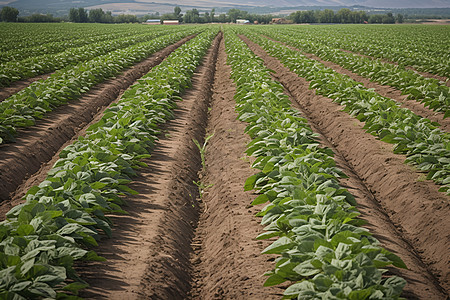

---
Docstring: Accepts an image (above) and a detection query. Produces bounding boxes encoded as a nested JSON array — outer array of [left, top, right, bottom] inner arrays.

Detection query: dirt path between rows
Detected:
[[77, 33, 220, 299], [0, 73, 54, 101], [263, 35, 450, 131], [339, 48, 450, 85], [188, 38, 284, 300], [0, 35, 194, 209], [240, 35, 450, 299]]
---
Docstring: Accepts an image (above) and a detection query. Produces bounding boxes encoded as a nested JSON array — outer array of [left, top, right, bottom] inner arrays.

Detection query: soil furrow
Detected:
[[0, 35, 195, 208], [0, 73, 54, 101], [188, 37, 284, 300], [263, 35, 450, 131], [77, 32, 221, 299], [240, 34, 450, 299]]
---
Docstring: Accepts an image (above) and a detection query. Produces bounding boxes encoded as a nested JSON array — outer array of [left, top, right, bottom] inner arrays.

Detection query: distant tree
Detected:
[[22, 13, 61, 22], [211, 8, 215, 22], [183, 9, 200, 23], [336, 8, 351, 23], [289, 10, 316, 23], [103, 11, 113, 23], [217, 13, 228, 23], [396, 13, 404, 23], [174, 6, 182, 21], [89, 8, 105, 23], [382, 12, 395, 24], [0, 6, 19, 22], [69, 7, 79, 22], [160, 13, 176, 21], [204, 11, 210, 23], [227, 8, 241, 23], [78, 8, 88, 23], [368, 14, 383, 24], [114, 14, 138, 23], [318, 9, 334, 23]]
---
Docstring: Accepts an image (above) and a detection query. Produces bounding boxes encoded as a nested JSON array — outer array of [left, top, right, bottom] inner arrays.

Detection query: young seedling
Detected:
[[193, 132, 214, 169]]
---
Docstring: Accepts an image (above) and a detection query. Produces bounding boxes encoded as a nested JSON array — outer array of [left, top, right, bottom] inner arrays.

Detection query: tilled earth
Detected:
[[0, 32, 448, 299]]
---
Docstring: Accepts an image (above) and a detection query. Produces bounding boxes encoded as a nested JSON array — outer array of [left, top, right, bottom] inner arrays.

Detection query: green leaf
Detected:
[[252, 194, 269, 205], [244, 174, 258, 191], [16, 224, 34, 236], [264, 273, 287, 286], [262, 236, 294, 254]]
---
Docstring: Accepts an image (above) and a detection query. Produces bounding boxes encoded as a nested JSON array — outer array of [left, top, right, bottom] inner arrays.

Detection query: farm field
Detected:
[[0, 23, 448, 299]]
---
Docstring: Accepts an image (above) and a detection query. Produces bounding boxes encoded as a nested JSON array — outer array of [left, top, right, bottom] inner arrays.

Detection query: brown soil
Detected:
[[77, 32, 221, 299], [0, 35, 194, 210], [0, 73, 54, 101], [188, 38, 284, 300], [1, 30, 449, 300], [264, 36, 450, 131], [78, 33, 284, 300], [240, 34, 450, 299]]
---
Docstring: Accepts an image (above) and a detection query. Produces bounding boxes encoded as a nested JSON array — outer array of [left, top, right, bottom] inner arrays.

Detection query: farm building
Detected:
[[144, 19, 161, 25], [163, 20, 179, 25], [236, 19, 250, 24]]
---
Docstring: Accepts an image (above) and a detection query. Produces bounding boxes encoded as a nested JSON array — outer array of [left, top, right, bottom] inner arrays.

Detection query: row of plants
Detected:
[[238, 29, 450, 195], [271, 25, 449, 78], [0, 23, 151, 53], [0, 27, 176, 87], [0, 28, 164, 64], [0, 27, 219, 299], [254, 27, 449, 117], [224, 28, 406, 299], [0, 27, 202, 145]]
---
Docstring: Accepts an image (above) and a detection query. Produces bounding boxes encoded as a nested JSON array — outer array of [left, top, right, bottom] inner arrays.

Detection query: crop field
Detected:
[[0, 23, 448, 299]]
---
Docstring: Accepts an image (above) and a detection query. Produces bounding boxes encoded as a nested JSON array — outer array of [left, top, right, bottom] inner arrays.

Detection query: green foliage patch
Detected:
[[224, 27, 406, 300]]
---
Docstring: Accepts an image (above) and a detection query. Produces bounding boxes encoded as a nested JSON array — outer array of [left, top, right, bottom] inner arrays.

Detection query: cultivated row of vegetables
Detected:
[[0, 28, 158, 64], [238, 28, 450, 195], [0, 27, 202, 145], [0, 27, 218, 299], [253, 27, 449, 117], [0, 23, 150, 53], [273, 25, 449, 78], [0, 27, 177, 87], [224, 28, 406, 299]]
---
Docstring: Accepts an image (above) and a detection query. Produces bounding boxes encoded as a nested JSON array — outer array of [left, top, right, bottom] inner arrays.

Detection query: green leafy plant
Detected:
[[0, 27, 219, 298], [239, 28, 450, 195], [192, 132, 214, 169], [252, 26, 449, 117], [224, 27, 406, 299], [0, 28, 204, 145]]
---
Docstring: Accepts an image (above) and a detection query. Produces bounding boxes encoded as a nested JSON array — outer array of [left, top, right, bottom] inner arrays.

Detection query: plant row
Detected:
[[254, 27, 449, 117], [274, 25, 449, 78], [0, 27, 201, 145], [224, 28, 406, 299], [0, 27, 177, 87], [0, 23, 149, 53], [0, 27, 219, 299], [239, 29, 450, 195], [0, 28, 163, 64]]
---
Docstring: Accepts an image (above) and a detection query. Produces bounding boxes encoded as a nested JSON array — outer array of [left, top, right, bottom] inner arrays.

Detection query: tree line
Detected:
[[0, 6, 404, 24], [288, 9, 403, 24]]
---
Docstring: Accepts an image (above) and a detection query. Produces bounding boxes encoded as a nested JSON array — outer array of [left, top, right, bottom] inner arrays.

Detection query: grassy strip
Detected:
[[224, 27, 406, 300], [0, 28, 201, 145], [0, 27, 218, 299], [255, 27, 449, 117], [239, 29, 450, 195]]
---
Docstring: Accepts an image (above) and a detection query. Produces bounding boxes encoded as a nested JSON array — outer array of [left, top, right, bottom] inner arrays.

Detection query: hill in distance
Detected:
[[2, 0, 450, 16]]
